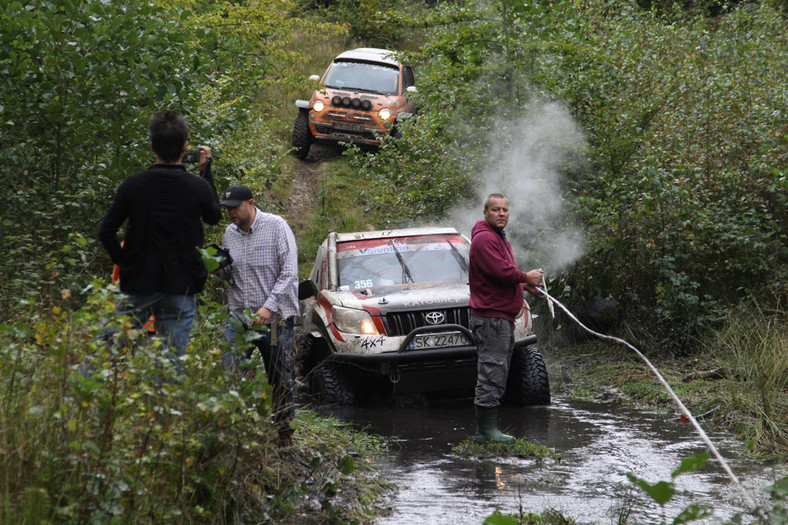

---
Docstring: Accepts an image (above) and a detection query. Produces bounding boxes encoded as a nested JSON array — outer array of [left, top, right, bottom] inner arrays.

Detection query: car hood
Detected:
[[325, 281, 470, 312]]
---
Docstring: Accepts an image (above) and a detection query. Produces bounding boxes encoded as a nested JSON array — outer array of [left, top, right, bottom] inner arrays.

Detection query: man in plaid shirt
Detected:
[[216, 184, 299, 446]]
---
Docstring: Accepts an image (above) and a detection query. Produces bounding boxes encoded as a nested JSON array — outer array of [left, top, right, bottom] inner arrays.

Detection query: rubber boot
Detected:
[[474, 405, 515, 444]]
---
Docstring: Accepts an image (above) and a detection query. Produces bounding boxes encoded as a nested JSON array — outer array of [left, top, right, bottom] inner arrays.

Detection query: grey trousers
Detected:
[[471, 315, 515, 408]]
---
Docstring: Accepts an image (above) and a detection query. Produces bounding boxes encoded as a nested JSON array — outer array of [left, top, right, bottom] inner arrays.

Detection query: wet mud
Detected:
[[319, 396, 784, 524]]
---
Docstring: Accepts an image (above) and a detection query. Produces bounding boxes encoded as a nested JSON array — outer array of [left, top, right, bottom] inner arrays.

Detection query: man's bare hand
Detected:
[[198, 145, 212, 171], [252, 306, 272, 326], [523, 269, 544, 295]]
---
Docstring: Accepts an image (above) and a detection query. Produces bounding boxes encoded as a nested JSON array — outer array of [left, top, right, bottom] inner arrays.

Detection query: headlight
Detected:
[[332, 306, 379, 335], [313, 100, 325, 112], [378, 108, 392, 120]]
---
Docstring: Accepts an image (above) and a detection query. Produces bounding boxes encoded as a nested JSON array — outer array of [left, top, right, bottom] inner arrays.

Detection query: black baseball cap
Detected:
[[220, 184, 253, 207]]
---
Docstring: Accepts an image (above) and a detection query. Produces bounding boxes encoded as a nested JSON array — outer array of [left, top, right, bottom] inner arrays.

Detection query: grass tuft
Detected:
[[452, 437, 561, 461], [707, 298, 787, 460]]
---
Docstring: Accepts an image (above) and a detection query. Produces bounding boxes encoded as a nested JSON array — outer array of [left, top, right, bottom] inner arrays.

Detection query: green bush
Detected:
[[0, 286, 266, 521], [345, 0, 788, 352], [301, 0, 412, 49], [0, 286, 389, 522], [0, 0, 347, 322], [562, 2, 788, 350], [0, 0, 203, 318], [345, 112, 476, 227]]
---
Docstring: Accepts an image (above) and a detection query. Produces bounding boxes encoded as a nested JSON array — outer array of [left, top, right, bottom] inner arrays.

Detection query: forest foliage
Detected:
[[1, 0, 787, 521], [1, 0, 786, 351], [346, 0, 788, 352], [0, 0, 343, 316]]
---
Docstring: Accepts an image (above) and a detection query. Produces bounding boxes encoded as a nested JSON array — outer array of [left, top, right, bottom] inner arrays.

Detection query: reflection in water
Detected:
[[317, 396, 783, 525]]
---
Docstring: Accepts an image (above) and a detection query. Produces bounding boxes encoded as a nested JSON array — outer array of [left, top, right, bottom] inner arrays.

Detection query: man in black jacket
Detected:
[[98, 111, 221, 364]]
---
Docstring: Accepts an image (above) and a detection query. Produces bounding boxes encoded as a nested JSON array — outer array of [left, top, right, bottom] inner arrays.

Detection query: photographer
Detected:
[[98, 110, 221, 369]]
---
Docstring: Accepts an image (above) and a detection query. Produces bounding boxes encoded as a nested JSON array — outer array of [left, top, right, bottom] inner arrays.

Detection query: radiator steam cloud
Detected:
[[450, 101, 587, 272]]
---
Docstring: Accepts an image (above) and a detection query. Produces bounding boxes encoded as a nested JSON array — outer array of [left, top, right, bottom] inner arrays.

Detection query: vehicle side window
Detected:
[[310, 247, 325, 288], [402, 66, 415, 89], [319, 257, 327, 289]]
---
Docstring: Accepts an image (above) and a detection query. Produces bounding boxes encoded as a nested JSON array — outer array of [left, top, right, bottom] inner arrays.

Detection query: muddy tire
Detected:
[[292, 110, 312, 160], [505, 344, 550, 406], [310, 361, 357, 405]]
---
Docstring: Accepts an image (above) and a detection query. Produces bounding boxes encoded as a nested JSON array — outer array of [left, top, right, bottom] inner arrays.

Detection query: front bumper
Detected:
[[311, 121, 383, 145], [329, 330, 538, 365], [320, 327, 537, 394]]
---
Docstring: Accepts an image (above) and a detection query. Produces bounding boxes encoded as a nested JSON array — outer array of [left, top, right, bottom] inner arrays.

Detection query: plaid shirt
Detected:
[[221, 208, 299, 325]]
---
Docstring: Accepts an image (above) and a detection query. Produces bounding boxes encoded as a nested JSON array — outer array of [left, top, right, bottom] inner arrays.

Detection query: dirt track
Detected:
[[282, 143, 342, 234]]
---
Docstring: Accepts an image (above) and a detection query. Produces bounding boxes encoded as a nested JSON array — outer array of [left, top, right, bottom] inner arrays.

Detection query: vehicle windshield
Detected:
[[336, 237, 469, 290], [323, 61, 400, 95]]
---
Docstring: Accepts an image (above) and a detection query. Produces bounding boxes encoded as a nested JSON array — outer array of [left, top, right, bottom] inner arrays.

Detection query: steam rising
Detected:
[[450, 101, 587, 272]]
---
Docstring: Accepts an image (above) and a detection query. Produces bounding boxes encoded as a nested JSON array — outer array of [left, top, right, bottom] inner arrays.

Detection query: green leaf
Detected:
[[199, 245, 221, 272], [338, 455, 355, 475], [82, 440, 100, 456], [768, 476, 788, 498], [627, 473, 675, 505], [671, 504, 711, 524], [483, 510, 520, 525], [672, 452, 709, 478]]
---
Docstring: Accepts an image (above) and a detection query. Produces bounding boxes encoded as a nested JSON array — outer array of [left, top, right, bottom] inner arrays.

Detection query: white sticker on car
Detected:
[[360, 336, 386, 349]]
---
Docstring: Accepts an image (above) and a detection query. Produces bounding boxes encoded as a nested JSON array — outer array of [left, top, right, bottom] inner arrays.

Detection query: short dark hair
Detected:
[[484, 193, 507, 210], [148, 111, 188, 163]]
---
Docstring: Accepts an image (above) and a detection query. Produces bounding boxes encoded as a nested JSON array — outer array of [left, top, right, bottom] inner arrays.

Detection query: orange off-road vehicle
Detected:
[[292, 48, 416, 159]]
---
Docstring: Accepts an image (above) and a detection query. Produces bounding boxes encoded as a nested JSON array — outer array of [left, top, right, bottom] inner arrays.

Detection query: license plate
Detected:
[[334, 122, 365, 132], [409, 332, 470, 350]]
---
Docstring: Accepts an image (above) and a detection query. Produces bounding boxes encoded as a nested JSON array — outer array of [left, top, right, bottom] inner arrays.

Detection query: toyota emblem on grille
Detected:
[[425, 311, 445, 325]]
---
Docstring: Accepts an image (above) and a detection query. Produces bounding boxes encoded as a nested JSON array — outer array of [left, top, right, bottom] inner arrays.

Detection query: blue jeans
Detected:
[[119, 292, 197, 372], [80, 293, 195, 380], [223, 317, 295, 429]]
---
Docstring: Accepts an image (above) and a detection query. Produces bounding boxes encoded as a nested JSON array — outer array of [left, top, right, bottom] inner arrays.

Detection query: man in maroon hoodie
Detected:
[[469, 193, 543, 443]]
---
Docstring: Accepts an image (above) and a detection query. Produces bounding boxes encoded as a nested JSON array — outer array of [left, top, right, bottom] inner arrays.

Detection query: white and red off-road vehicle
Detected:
[[297, 227, 550, 405]]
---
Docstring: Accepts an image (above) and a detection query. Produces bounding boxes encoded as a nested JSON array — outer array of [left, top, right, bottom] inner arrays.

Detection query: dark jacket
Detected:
[[98, 164, 221, 295], [469, 219, 529, 322]]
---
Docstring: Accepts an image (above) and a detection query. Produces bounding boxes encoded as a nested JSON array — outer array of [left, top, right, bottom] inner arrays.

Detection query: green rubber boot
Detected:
[[474, 405, 515, 444]]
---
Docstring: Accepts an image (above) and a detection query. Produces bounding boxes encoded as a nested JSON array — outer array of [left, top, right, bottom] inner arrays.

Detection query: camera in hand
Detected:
[[182, 147, 201, 164], [212, 244, 233, 269]]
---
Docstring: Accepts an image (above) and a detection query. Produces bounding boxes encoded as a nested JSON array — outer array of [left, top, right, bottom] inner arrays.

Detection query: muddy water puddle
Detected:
[[320, 396, 783, 524]]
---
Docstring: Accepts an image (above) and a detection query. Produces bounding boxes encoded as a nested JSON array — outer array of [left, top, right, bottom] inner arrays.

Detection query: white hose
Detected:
[[537, 286, 765, 519]]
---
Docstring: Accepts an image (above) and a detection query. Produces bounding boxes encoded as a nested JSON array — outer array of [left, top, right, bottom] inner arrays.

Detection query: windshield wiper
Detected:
[[336, 85, 390, 95], [389, 241, 415, 284], [446, 241, 469, 273]]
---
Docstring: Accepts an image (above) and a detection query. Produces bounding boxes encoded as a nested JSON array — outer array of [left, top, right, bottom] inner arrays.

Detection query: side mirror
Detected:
[[298, 279, 318, 301]]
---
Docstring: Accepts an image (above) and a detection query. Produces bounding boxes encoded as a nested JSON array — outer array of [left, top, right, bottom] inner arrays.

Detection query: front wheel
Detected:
[[292, 110, 312, 160], [505, 344, 550, 406], [309, 361, 357, 405]]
